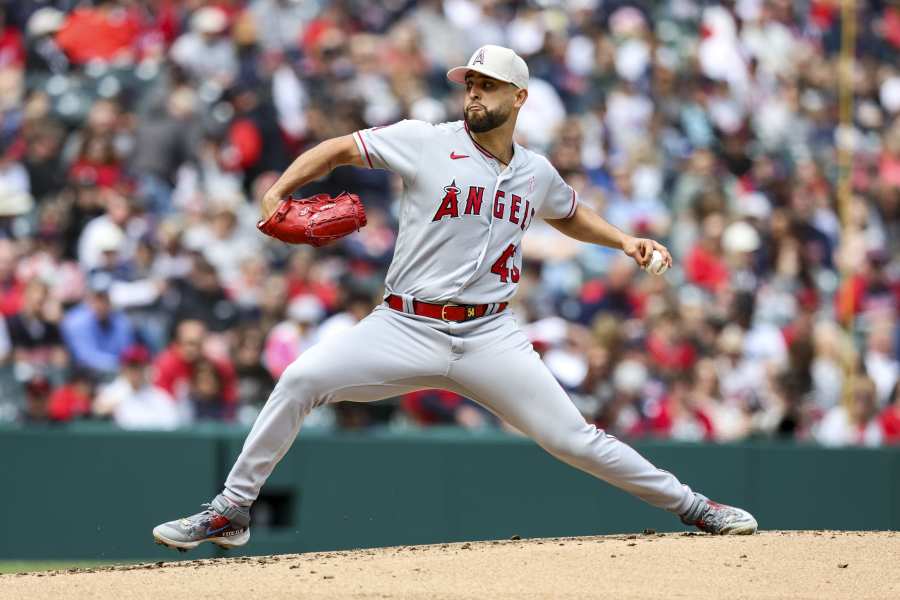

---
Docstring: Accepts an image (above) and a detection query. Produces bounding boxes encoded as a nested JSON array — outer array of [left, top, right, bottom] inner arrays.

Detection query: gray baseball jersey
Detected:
[[353, 120, 577, 304], [221, 120, 698, 526]]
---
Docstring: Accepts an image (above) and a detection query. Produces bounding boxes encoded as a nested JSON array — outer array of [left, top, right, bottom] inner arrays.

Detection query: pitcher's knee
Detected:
[[276, 360, 335, 412]]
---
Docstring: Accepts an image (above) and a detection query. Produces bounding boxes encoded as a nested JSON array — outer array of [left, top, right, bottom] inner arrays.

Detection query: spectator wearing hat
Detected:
[[60, 272, 135, 378], [182, 193, 262, 288], [263, 293, 324, 379], [170, 7, 238, 86], [247, 0, 308, 53], [77, 218, 125, 274], [153, 319, 237, 419], [24, 7, 68, 75], [94, 344, 184, 430]]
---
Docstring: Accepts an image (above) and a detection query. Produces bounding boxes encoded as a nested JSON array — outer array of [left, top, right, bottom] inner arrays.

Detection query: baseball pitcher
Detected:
[[153, 45, 757, 551]]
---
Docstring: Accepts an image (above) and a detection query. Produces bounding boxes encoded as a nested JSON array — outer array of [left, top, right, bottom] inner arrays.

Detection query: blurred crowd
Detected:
[[0, 0, 898, 446]]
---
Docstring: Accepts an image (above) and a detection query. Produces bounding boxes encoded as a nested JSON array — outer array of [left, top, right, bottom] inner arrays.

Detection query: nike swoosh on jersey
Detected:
[[450, 152, 470, 160]]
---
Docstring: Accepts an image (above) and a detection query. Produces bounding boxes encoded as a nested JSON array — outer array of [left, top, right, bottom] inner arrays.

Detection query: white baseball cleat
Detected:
[[680, 493, 758, 535], [152, 495, 251, 552]]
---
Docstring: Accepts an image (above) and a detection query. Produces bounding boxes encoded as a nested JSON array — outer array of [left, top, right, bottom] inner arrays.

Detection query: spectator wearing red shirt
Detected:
[[685, 213, 731, 293], [0, 239, 23, 317], [0, 9, 25, 69], [645, 316, 697, 375], [55, 0, 140, 65], [47, 369, 94, 422], [880, 382, 900, 444], [154, 319, 237, 419], [633, 373, 714, 442], [576, 256, 643, 325], [284, 248, 339, 310], [68, 133, 122, 190]]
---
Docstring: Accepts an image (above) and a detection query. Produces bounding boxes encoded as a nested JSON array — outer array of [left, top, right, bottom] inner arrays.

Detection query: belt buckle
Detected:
[[440, 303, 458, 322]]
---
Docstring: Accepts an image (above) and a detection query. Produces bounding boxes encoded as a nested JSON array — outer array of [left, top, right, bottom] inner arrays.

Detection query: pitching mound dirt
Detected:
[[4, 531, 898, 599]]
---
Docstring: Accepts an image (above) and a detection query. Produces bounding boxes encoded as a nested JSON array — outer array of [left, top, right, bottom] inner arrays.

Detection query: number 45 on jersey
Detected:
[[491, 244, 520, 283]]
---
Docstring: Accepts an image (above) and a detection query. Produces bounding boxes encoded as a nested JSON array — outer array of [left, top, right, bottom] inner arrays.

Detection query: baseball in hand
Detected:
[[644, 250, 668, 275]]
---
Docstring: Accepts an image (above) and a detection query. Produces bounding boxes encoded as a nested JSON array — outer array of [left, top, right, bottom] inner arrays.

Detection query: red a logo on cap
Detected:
[[472, 48, 485, 65]]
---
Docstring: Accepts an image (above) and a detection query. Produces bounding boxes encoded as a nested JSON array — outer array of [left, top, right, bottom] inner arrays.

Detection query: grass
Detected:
[[0, 560, 139, 574]]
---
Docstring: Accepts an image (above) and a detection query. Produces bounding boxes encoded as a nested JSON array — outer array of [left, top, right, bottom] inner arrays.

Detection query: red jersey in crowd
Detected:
[[153, 346, 238, 412], [55, 6, 141, 64]]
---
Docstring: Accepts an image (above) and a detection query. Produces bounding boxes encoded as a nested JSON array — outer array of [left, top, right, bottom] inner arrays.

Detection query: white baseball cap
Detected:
[[447, 45, 529, 89]]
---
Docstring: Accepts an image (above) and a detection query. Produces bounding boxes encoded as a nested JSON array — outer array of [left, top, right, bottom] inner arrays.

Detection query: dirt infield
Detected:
[[3, 531, 898, 599]]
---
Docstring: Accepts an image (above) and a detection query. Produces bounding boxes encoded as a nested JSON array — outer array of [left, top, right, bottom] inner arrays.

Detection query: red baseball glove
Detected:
[[257, 192, 367, 247]]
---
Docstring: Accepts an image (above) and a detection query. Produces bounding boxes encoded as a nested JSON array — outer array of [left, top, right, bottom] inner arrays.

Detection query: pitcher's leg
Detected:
[[448, 320, 694, 515], [224, 306, 450, 505]]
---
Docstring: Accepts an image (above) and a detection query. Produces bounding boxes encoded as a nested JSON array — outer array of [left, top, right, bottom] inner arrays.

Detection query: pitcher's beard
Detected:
[[464, 105, 511, 133]]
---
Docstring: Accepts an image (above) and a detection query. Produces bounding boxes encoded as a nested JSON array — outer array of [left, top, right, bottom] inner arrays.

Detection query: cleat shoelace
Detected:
[[182, 503, 221, 536]]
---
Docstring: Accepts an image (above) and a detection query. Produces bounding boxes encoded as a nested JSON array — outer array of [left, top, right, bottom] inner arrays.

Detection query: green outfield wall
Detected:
[[2, 424, 898, 560]]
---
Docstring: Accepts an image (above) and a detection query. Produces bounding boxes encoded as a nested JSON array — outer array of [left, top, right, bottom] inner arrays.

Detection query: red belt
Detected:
[[385, 294, 507, 322]]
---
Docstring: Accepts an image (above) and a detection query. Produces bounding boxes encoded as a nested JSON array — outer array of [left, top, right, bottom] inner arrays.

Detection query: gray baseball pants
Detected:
[[223, 304, 696, 515]]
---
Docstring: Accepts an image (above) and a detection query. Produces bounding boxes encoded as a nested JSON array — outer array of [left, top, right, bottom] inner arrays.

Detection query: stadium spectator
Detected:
[[94, 344, 184, 430], [46, 368, 93, 422], [815, 376, 883, 447], [263, 293, 324, 379], [166, 255, 240, 333], [54, 0, 140, 65], [6, 278, 67, 382], [170, 7, 238, 86], [154, 319, 237, 419], [187, 357, 230, 421], [232, 325, 274, 422], [0, 239, 23, 316], [60, 272, 135, 378], [881, 382, 900, 444], [21, 373, 51, 423]]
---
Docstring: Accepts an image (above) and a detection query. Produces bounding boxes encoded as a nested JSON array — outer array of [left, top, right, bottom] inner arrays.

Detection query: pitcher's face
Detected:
[[463, 73, 521, 133]]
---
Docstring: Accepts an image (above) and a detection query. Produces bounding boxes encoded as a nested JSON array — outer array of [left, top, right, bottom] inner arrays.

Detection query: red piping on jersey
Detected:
[[464, 121, 509, 162], [356, 131, 374, 169], [566, 187, 577, 219]]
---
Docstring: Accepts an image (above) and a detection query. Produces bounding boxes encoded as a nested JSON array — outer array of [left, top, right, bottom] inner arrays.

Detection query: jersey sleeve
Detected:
[[537, 161, 578, 220], [353, 120, 430, 181]]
